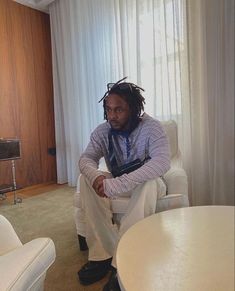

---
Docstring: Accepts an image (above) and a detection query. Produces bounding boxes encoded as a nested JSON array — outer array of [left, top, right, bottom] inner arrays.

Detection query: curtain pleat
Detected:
[[49, 0, 234, 206]]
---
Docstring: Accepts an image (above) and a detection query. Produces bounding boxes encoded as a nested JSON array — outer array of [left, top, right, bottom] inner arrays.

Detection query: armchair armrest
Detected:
[[0, 238, 56, 291], [156, 194, 189, 213], [164, 167, 188, 196]]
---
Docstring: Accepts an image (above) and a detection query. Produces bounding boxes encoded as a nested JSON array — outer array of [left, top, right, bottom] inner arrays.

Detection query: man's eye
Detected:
[[106, 108, 124, 113]]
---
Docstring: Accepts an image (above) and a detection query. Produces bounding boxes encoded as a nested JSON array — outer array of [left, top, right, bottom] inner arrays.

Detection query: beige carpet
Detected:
[[0, 185, 110, 291]]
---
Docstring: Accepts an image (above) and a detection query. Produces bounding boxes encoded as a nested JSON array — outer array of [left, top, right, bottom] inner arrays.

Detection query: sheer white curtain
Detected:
[[49, 0, 234, 206], [49, 0, 122, 185], [49, 0, 187, 185], [186, 0, 234, 205]]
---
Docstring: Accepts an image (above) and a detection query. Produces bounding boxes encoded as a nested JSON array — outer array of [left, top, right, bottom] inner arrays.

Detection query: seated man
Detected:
[[77, 77, 170, 291]]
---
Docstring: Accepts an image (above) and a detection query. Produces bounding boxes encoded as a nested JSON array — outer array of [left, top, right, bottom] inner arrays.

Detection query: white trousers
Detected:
[[75, 173, 166, 267]]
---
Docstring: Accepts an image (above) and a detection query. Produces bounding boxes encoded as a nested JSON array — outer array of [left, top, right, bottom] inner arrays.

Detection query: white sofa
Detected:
[[74, 120, 189, 232], [0, 215, 56, 291]]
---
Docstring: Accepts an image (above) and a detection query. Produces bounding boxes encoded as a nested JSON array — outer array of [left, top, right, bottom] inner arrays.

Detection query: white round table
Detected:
[[116, 206, 234, 291]]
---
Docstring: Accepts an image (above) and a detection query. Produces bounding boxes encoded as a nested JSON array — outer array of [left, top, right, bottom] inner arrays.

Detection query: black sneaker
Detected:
[[78, 258, 112, 285], [103, 268, 121, 291]]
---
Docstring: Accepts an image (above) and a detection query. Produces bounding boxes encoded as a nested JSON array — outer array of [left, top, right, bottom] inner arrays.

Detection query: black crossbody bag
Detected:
[[111, 158, 146, 177], [108, 131, 150, 177]]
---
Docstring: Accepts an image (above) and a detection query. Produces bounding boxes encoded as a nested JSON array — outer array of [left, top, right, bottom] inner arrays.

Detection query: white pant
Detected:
[[75, 173, 166, 266]]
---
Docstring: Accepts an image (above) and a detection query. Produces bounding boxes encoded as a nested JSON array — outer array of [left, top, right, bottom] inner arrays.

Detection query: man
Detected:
[[77, 77, 170, 291]]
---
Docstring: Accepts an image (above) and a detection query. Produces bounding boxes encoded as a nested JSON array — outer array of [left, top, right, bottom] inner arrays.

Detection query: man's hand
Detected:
[[92, 175, 107, 197]]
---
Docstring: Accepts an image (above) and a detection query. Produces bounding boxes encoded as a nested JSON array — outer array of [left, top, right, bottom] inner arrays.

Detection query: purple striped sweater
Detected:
[[79, 113, 170, 198]]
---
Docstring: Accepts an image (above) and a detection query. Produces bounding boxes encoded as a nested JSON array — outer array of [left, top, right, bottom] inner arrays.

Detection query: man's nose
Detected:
[[108, 110, 118, 120]]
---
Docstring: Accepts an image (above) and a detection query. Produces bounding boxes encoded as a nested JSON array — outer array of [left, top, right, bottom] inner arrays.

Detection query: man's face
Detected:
[[105, 93, 131, 131]]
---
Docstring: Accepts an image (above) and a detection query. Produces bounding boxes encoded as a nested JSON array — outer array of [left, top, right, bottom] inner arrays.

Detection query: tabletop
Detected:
[[116, 206, 235, 291]]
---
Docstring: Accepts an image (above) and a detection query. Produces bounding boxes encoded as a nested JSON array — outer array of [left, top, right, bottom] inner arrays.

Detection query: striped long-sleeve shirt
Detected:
[[79, 113, 170, 198]]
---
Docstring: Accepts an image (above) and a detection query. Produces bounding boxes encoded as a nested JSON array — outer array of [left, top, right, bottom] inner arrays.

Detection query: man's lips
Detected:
[[110, 121, 120, 127]]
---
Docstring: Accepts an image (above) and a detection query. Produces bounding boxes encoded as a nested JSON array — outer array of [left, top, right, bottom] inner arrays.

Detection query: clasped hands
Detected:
[[92, 175, 107, 198]]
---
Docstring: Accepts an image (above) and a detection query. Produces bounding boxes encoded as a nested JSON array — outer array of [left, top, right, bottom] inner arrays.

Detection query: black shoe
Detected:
[[78, 258, 112, 285], [78, 235, 88, 251], [103, 268, 121, 291]]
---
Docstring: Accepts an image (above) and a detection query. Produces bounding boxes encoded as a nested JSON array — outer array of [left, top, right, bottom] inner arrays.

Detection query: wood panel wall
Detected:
[[0, 0, 57, 188]]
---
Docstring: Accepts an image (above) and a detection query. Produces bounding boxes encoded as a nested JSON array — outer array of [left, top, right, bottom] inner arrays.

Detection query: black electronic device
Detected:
[[0, 138, 22, 204], [0, 139, 21, 161]]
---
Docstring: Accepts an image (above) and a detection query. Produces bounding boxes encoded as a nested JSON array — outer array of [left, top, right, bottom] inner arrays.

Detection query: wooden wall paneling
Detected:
[[0, 0, 19, 185], [0, 0, 56, 188], [43, 16, 57, 183], [11, 3, 43, 185], [0, 1, 17, 137], [30, 11, 56, 183]]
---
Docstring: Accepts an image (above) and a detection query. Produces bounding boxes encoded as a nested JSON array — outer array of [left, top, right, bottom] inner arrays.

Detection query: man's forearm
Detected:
[[79, 157, 104, 186], [103, 156, 170, 198]]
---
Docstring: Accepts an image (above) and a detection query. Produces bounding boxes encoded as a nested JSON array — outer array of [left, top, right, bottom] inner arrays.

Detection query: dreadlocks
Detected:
[[99, 77, 146, 122]]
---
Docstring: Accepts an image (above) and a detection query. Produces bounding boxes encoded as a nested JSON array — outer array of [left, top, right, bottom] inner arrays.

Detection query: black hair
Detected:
[[99, 77, 146, 122]]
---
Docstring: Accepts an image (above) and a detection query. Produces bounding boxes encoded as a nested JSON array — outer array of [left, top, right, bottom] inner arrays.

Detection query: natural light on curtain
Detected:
[[49, 0, 188, 185], [111, 0, 186, 121], [50, 0, 234, 206], [139, 0, 184, 120]]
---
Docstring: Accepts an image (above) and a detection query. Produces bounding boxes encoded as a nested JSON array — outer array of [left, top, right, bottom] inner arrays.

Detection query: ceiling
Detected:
[[13, 0, 54, 13]]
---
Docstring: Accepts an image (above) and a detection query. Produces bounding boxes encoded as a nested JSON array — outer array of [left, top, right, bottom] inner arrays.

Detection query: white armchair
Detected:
[[74, 120, 189, 236], [0, 215, 56, 291]]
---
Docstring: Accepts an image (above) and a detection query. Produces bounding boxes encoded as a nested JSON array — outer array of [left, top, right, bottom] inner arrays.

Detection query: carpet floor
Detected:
[[0, 185, 110, 291]]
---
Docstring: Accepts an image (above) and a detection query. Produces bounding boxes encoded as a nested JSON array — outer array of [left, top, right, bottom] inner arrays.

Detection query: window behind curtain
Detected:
[[113, 0, 186, 121]]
